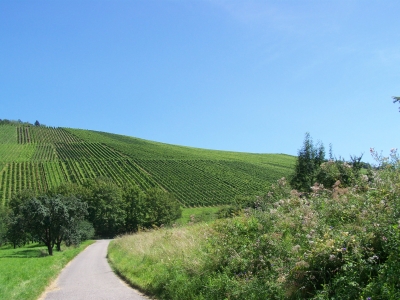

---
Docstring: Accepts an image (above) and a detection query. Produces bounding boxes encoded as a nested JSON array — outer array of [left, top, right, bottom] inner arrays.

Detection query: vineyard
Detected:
[[0, 124, 295, 206]]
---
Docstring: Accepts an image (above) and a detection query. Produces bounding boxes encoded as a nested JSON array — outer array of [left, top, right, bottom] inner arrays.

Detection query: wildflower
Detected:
[[329, 254, 336, 261], [368, 255, 379, 263], [295, 260, 309, 268], [342, 247, 347, 252], [292, 245, 301, 253]]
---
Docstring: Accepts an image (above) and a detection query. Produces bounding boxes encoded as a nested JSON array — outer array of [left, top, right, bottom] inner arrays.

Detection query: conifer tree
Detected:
[[290, 133, 325, 192]]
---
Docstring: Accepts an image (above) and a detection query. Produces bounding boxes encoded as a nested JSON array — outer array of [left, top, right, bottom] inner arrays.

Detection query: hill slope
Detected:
[[0, 124, 295, 206]]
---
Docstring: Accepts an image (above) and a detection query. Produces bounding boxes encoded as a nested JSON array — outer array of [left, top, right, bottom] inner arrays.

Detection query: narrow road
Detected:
[[41, 240, 148, 300]]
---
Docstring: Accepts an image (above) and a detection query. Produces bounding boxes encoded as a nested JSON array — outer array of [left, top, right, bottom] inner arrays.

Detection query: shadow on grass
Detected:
[[0, 245, 49, 258]]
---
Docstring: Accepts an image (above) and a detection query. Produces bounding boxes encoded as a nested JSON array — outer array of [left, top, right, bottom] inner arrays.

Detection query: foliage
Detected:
[[81, 177, 125, 238], [8, 194, 88, 255], [142, 187, 182, 228], [0, 205, 9, 246], [109, 149, 400, 300], [50, 180, 182, 237], [290, 133, 369, 192], [122, 184, 145, 232], [290, 133, 325, 192], [393, 96, 400, 112]]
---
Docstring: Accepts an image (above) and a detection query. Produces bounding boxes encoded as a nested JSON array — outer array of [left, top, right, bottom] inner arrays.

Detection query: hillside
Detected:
[[0, 124, 295, 206]]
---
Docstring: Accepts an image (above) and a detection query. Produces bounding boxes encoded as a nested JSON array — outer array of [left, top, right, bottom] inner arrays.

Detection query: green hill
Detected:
[[0, 124, 295, 206]]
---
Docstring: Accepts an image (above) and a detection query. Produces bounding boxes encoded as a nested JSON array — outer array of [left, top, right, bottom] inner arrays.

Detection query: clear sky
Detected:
[[1, 0, 399, 162]]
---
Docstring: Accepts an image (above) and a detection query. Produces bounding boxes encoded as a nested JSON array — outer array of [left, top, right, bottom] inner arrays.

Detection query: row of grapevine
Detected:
[[0, 125, 17, 144], [31, 144, 58, 161], [59, 159, 158, 191], [17, 126, 31, 144], [135, 159, 237, 206], [185, 160, 290, 196], [29, 127, 83, 143], [42, 162, 65, 189], [55, 142, 126, 160], [0, 124, 296, 206], [0, 162, 50, 203], [0, 144, 36, 162], [65, 128, 297, 167]]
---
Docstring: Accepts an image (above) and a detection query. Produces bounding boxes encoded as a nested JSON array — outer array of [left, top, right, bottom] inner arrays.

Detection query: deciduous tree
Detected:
[[12, 195, 87, 255]]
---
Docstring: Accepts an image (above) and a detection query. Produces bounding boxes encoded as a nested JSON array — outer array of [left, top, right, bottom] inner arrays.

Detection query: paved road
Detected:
[[41, 240, 148, 300]]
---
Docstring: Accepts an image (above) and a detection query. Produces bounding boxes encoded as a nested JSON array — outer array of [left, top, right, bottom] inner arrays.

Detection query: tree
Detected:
[[6, 211, 30, 248], [0, 206, 8, 246], [142, 188, 182, 228], [81, 177, 125, 237], [290, 133, 325, 192], [6, 190, 36, 248], [122, 184, 145, 232], [34, 120, 40, 126], [13, 195, 88, 255], [393, 96, 400, 111]]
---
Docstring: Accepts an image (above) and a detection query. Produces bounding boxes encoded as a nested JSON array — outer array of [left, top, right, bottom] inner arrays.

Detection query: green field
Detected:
[[0, 241, 93, 300], [0, 124, 295, 206]]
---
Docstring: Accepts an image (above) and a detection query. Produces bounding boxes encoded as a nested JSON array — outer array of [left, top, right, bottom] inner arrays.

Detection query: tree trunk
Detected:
[[47, 243, 53, 256]]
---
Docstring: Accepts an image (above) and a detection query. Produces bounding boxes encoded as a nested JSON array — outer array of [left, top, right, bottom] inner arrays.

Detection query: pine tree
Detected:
[[290, 133, 325, 192]]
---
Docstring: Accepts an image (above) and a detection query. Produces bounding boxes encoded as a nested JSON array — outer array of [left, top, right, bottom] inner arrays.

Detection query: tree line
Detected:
[[289, 132, 371, 193], [0, 177, 182, 255]]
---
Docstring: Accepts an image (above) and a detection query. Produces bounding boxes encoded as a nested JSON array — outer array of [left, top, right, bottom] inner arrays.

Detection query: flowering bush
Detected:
[[202, 150, 400, 299], [110, 150, 400, 300]]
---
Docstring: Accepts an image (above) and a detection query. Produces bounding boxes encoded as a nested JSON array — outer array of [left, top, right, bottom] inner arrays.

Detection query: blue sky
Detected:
[[1, 0, 399, 162]]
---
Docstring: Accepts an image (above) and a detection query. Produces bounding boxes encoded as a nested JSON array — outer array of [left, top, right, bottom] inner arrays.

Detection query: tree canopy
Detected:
[[393, 96, 400, 111], [8, 194, 88, 255], [290, 133, 325, 192]]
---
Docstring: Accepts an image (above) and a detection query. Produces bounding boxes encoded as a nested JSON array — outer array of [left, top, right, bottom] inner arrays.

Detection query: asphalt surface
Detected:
[[41, 240, 148, 300]]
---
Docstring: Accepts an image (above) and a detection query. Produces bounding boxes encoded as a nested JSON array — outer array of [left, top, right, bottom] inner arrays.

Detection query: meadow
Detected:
[[0, 241, 93, 300]]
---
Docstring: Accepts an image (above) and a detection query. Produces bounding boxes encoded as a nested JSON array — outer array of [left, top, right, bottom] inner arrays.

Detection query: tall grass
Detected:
[[108, 223, 213, 299]]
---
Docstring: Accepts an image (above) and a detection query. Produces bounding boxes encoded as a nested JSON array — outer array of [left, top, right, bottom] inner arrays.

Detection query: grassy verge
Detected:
[[108, 224, 211, 299], [0, 240, 94, 300], [175, 206, 223, 225]]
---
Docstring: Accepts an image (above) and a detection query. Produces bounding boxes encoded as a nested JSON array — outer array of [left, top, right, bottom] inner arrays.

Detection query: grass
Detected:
[[0, 240, 94, 300], [175, 206, 223, 225], [108, 224, 211, 299]]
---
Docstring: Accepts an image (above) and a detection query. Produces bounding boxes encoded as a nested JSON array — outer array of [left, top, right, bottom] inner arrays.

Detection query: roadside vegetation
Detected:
[[0, 240, 93, 300], [109, 136, 400, 299]]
